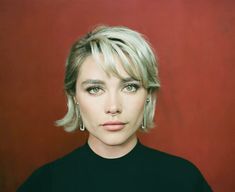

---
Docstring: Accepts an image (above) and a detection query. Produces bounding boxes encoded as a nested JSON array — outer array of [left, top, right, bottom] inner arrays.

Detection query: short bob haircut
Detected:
[[56, 25, 160, 132]]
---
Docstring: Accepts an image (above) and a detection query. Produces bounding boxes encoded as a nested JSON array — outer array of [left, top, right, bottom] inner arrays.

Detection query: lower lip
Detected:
[[102, 124, 126, 131]]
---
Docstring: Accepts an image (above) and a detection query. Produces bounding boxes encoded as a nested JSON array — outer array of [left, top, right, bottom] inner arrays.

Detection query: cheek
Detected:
[[123, 97, 146, 117], [77, 96, 103, 121]]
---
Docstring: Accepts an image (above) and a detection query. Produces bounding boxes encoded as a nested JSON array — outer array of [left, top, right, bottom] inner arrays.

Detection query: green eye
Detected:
[[123, 84, 140, 93], [86, 86, 103, 95]]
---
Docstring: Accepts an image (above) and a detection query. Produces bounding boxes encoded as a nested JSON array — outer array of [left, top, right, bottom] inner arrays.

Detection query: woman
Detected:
[[18, 25, 212, 191]]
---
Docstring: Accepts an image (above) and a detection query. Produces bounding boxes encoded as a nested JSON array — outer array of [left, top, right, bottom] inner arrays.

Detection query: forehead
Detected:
[[78, 55, 130, 80]]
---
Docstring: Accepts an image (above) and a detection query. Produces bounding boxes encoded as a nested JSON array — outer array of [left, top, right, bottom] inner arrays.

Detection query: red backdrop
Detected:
[[0, 0, 234, 191]]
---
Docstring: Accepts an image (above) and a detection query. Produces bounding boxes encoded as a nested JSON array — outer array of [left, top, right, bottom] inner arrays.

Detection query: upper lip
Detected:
[[102, 121, 126, 126]]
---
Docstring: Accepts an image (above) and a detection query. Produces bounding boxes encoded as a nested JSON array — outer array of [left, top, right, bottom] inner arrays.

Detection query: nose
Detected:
[[105, 92, 122, 115]]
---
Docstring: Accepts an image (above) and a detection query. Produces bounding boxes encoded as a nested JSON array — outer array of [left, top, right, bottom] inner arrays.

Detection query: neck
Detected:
[[87, 134, 138, 159]]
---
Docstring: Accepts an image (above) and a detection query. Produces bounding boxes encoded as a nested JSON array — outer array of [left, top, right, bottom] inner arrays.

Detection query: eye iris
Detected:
[[126, 84, 136, 92], [92, 87, 100, 93], [86, 86, 101, 95], [127, 85, 133, 91]]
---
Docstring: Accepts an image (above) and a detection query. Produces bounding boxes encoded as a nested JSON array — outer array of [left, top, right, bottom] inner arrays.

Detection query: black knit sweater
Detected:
[[18, 141, 212, 191]]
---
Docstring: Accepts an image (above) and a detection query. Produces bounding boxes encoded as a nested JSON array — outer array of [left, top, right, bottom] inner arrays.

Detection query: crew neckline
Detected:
[[83, 140, 142, 162]]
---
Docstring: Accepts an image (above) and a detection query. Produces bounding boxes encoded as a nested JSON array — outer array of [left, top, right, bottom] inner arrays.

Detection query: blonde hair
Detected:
[[56, 25, 160, 132]]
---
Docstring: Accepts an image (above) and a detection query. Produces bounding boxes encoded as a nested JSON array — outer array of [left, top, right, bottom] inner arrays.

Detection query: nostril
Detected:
[[106, 109, 121, 115], [105, 104, 122, 115]]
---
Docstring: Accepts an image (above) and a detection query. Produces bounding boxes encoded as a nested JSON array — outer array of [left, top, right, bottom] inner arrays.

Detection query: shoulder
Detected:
[[140, 143, 199, 170], [17, 144, 87, 192], [38, 143, 87, 173], [138, 143, 213, 191]]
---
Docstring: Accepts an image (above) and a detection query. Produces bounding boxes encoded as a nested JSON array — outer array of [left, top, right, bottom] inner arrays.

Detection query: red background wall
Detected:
[[0, 0, 234, 191]]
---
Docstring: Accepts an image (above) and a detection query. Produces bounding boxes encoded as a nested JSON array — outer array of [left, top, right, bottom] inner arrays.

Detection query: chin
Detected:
[[101, 134, 134, 147], [102, 138, 126, 146]]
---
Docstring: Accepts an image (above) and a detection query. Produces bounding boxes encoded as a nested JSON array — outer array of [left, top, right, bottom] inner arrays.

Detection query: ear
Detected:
[[147, 91, 153, 98], [147, 90, 157, 103], [146, 98, 150, 103], [73, 97, 78, 105]]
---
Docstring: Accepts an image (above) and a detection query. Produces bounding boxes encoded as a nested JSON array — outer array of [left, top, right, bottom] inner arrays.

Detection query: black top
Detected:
[[18, 141, 212, 191]]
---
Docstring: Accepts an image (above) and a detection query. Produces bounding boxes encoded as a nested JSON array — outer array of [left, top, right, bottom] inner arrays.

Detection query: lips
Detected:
[[101, 121, 127, 131]]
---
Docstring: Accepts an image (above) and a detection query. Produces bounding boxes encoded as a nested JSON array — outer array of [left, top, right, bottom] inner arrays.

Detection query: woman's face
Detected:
[[75, 55, 148, 148]]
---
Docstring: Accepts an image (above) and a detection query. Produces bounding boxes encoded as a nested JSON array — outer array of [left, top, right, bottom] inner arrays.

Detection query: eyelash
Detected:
[[85, 83, 140, 95], [123, 83, 140, 93], [86, 86, 103, 95]]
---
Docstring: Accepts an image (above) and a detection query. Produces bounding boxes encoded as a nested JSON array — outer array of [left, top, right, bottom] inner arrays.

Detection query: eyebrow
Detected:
[[81, 77, 139, 86], [121, 77, 139, 83], [81, 79, 105, 86]]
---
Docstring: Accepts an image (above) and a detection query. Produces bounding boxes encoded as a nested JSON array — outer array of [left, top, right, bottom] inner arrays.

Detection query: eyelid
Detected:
[[122, 83, 140, 92], [85, 85, 104, 95], [84, 83, 104, 89], [86, 85, 103, 89]]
